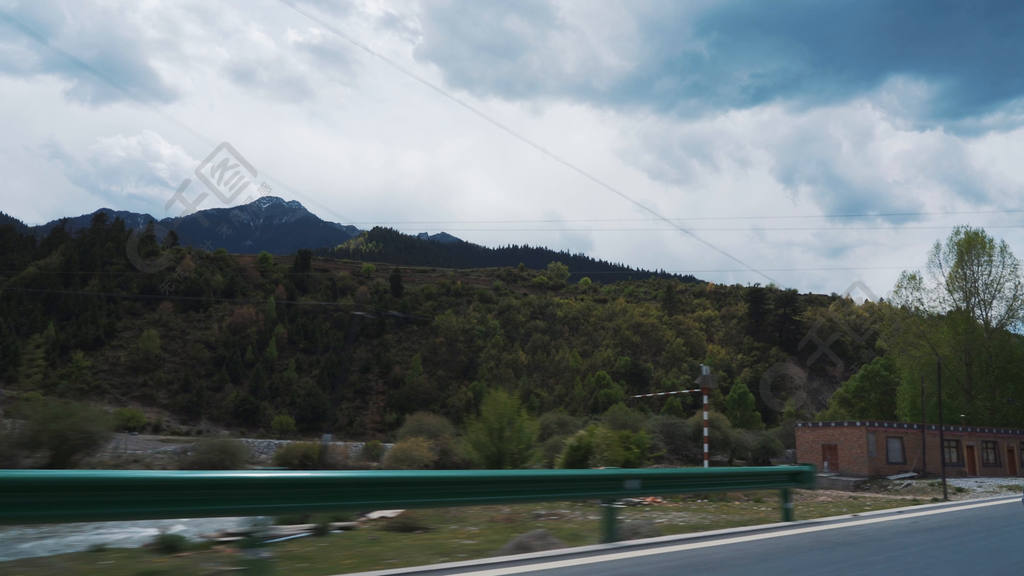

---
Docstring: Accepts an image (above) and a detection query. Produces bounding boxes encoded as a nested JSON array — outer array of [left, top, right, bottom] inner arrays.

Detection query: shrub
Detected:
[[137, 329, 161, 360], [744, 429, 784, 465], [312, 522, 331, 537], [113, 408, 148, 432], [181, 439, 249, 470], [538, 412, 582, 442], [270, 414, 296, 438], [578, 277, 592, 287], [646, 415, 696, 463], [602, 403, 646, 433], [396, 412, 468, 469], [360, 263, 376, 278], [464, 390, 537, 469], [383, 438, 437, 470], [359, 440, 384, 463], [273, 442, 321, 470], [20, 401, 112, 468], [557, 427, 595, 469], [397, 412, 455, 442], [150, 533, 188, 555], [538, 434, 569, 468]]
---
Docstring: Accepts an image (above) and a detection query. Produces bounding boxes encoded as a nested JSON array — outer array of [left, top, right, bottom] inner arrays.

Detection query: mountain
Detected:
[[27, 197, 361, 256], [0, 212, 29, 234], [17, 198, 695, 283], [320, 227, 700, 285]]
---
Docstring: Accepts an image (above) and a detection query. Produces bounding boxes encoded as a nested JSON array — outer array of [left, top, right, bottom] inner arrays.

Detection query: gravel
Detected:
[[945, 477, 1024, 495]]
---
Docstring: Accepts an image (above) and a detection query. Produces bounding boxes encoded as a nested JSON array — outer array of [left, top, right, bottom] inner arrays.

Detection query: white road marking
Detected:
[[421, 498, 1015, 576]]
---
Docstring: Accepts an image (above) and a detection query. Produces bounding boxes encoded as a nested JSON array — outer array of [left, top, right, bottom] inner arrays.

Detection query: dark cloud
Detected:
[[0, 1, 180, 106], [415, 0, 1024, 123]]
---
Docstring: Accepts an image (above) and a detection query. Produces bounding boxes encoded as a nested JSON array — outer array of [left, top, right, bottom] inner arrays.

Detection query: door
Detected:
[[1008, 447, 1018, 477], [822, 444, 839, 473], [965, 444, 978, 476]]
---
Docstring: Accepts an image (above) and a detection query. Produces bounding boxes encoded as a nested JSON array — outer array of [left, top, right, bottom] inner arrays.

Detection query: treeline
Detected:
[[1, 213, 886, 450], [317, 227, 700, 285], [818, 226, 1024, 429]]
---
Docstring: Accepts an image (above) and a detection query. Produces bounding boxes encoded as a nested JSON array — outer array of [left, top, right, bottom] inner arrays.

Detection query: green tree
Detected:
[[137, 329, 161, 361], [546, 261, 570, 283], [361, 263, 376, 278], [725, 381, 764, 430], [21, 401, 112, 468], [389, 268, 405, 298], [19, 325, 54, 388], [818, 356, 900, 421], [464, 390, 537, 469], [271, 414, 297, 438], [660, 396, 686, 418], [265, 336, 279, 362], [113, 408, 148, 432], [578, 277, 592, 287]]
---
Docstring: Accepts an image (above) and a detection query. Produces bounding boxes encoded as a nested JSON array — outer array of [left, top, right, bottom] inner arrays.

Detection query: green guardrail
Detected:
[[0, 466, 815, 542]]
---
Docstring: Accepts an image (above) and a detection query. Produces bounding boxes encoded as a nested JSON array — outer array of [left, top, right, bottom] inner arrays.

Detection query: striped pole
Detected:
[[703, 387, 709, 468]]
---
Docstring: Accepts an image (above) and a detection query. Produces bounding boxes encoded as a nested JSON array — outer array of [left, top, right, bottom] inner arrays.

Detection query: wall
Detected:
[[797, 421, 1024, 478], [795, 423, 868, 476]]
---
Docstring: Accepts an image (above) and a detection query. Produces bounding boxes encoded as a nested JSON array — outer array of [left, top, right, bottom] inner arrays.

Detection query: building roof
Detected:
[[796, 420, 1024, 437]]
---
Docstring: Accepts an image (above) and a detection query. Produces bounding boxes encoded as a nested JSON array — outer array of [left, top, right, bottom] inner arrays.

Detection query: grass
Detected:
[[0, 490, 923, 576]]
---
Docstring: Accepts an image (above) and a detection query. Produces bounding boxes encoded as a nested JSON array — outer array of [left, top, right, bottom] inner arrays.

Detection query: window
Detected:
[[943, 439, 962, 466], [886, 437, 906, 465], [982, 441, 1000, 466], [1020, 443, 1024, 466], [867, 432, 877, 458]]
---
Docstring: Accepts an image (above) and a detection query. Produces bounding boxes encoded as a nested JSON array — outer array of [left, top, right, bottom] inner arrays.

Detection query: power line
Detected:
[[347, 208, 1024, 225], [385, 225, 1024, 233], [276, 0, 779, 286]]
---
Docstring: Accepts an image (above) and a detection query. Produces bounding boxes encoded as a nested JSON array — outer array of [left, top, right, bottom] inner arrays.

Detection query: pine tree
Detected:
[[725, 382, 764, 430]]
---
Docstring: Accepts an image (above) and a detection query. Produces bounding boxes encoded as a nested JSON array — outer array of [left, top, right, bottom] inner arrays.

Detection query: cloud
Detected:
[[413, 0, 1024, 125], [0, 0, 180, 106], [43, 131, 196, 204]]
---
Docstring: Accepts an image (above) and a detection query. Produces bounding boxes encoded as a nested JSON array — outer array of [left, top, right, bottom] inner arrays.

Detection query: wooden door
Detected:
[[965, 444, 978, 476], [822, 444, 839, 473], [1008, 447, 1018, 477]]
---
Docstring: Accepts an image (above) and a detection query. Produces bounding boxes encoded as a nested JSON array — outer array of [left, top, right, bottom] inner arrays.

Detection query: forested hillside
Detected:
[[0, 213, 878, 439], [319, 227, 700, 285]]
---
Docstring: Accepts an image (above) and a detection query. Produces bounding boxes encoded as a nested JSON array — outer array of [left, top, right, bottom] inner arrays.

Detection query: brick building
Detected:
[[795, 420, 1024, 478]]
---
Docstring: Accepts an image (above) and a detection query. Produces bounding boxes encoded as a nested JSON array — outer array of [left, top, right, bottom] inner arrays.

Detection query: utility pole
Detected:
[[696, 364, 718, 469], [921, 374, 927, 476], [631, 363, 716, 468], [937, 358, 947, 501]]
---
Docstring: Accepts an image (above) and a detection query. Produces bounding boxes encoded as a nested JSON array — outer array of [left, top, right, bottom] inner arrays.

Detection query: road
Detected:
[[369, 497, 1023, 576]]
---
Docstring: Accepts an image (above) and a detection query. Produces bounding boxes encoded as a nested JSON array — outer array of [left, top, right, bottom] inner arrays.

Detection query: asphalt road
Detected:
[[391, 497, 1024, 576]]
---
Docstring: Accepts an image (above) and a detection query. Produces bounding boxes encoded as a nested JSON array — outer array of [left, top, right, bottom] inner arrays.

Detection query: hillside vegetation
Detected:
[[3, 215, 1020, 468]]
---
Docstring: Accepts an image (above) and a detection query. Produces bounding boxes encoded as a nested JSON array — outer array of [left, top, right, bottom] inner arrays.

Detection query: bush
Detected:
[[397, 412, 455, 442], [270, 414, 296, 438], [137, 329, 161, 360], [113, 408, 148, 432], [360, 263, 376, 278], [150, 533, 188, 555], [383, 438, 437, 470], [396, 412, 468, 469], [181, 439, 249, 470], [744, 429, 784, 465], [557, 425, 649, 469], [20, 401, 112, 468], [538, 412, 582, 442], [557, 427, 596, 469], [646, 416, 696, 464], [602, 403, 646, 433], [538, 434, 569, 468], [464, 390, 537, 469], [359, 440, 384, 463], [272, 442, 321, 470]]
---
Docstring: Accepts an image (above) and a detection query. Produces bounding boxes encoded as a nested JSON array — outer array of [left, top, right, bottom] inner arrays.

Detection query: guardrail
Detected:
[[0, 465, 815, 542]]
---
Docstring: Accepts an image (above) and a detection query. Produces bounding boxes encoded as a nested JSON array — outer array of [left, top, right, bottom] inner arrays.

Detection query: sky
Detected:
[[2, 0, 1024, 295]]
